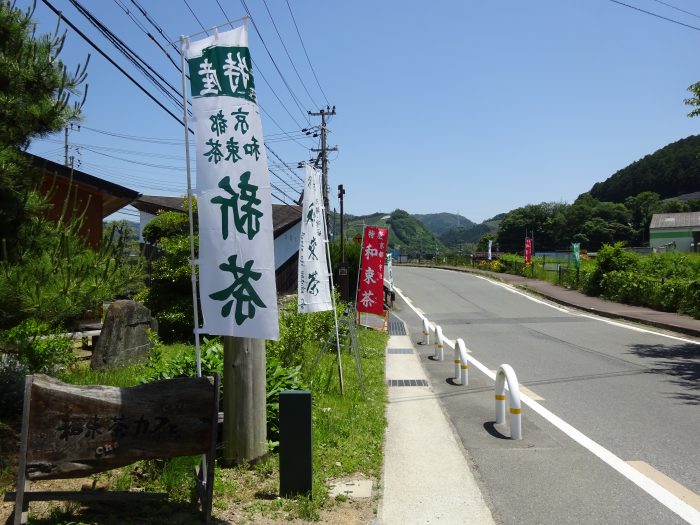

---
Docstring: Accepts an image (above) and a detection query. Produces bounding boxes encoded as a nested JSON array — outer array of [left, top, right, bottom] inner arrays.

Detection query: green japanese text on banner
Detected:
[[185, 25, 279, 340], [298, 165, 332, 313]]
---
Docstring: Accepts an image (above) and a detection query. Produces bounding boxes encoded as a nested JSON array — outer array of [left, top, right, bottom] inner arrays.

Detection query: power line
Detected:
[[112, 0, 182, 72], [67, 0, 186, 112], [183, 0, 209, 35], [82, 125, 185, 145], [261, 0, 318, 108], [649, 0, 700, 20], [40, 0, 190, 130], [608, 0, 700, 31], [80, 146, 187, 170], [239, 0, 311, 124], [42, 138, 187, 160], [212, 0, 308, 132], [265, 144, 304, 182], [285, 0, 330, 106], [129, 0, 181, 56]]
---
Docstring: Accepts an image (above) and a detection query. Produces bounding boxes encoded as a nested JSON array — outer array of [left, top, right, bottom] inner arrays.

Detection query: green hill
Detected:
[[437, 213, 504, 248], [589, 135, 700, 203], [332, 209, 445, 257], [414, 212, 475, 236]]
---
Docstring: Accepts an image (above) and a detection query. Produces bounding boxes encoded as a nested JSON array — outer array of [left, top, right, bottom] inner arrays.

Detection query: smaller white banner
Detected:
[[298, 165, 332, 313]]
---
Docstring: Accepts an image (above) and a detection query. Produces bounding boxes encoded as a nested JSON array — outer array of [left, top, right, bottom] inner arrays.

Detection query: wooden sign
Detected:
[[8, 374, 219, 525]]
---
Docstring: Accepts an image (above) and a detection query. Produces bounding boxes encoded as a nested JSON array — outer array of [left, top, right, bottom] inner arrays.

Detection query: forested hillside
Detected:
[[589, 135, 700, 202], [414, 213, 475, 236]]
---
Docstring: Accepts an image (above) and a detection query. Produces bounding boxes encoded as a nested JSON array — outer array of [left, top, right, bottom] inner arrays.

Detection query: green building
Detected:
[[649, 212, 700, 253]]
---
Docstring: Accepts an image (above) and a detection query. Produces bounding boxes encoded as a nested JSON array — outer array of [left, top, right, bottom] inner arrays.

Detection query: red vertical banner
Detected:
[[524, 238, 532, 264], [356, 226, 388, 316]]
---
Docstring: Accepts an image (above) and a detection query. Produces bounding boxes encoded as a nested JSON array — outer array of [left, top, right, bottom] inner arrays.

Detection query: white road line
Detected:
[[627, 461, 700, 512], [436, 268, 699, 346], [578, 314, 700, 346], [395, 286, 700, 525]]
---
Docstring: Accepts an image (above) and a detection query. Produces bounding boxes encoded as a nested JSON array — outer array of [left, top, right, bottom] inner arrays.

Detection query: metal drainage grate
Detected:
[[388, 319, 407, 336], [387, 379, 428, 387], [387, 348, 413, 354]]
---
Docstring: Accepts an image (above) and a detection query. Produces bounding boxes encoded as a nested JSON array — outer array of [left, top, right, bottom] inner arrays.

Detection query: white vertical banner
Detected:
[[487, 239, 493, 261], [298, 165, 332, 313], [186, 25, 279, 339], [386, 253, 394, 292]]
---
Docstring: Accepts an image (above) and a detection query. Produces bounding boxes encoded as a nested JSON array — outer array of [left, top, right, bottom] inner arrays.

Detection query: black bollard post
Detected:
[[279, 390, 312, 498]]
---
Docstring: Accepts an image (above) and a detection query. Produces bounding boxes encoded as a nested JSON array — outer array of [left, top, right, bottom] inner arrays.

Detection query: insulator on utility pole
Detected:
[[309, 107, 337, 227]]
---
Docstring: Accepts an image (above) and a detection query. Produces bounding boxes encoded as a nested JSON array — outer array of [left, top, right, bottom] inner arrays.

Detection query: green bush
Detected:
[[583, 243, 639, 296], [680, 280, 700, 318], [142, 336, 306, 445], [0, 318, 75, 375], [266, 294, 340, 368], [138, 210, 198, 343], [0, 353, 30, 417]]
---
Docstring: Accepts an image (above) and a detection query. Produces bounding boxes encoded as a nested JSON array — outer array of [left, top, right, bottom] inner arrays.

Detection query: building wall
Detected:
[[274, 222, 301, 270], [649, 229, 694, 252], [39, 174, 103, 248]]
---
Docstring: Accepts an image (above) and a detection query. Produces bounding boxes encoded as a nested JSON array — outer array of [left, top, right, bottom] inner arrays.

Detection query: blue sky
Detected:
[[24, 0, 700, 224]]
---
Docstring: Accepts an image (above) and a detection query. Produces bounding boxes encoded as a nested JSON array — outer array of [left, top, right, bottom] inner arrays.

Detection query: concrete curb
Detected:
[[377, 319, 496, 525]]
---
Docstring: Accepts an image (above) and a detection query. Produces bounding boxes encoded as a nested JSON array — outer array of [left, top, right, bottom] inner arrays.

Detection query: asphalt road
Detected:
[[392, 266, 700, 525]]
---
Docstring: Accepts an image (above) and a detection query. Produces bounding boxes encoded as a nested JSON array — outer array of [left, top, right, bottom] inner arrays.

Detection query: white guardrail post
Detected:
[[495, 364, 522, 440], [422, 317, 431, 345], [434, 325, 444, 361], [454, 338, 469, 386]]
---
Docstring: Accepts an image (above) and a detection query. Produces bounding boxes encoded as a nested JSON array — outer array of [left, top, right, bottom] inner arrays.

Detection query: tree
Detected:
[[137, 207, 198, 343], [684, 82, 700, 118], [0, 1, 88, 259]]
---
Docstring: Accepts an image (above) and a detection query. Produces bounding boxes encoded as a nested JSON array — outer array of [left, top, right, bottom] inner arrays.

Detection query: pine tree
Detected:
[[0, 0, 88, 259]]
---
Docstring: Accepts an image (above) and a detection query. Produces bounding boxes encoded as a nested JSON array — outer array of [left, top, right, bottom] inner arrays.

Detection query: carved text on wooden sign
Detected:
[[25, 374, 216, 480]]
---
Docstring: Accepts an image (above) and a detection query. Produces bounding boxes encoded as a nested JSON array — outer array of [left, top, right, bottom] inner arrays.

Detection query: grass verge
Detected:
[[2, 319, 387, 524]]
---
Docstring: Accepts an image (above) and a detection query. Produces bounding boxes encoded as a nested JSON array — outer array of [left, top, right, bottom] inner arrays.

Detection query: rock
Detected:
[[90, 300, 157, 370]]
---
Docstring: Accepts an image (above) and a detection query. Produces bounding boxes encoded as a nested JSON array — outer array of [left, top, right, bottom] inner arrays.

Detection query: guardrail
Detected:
[[454, 338, 469, 386], [417, 315, 523, 438], [433, 325, 444, 361], [495, 364, 522, 440], [422, 318, 431, 345]]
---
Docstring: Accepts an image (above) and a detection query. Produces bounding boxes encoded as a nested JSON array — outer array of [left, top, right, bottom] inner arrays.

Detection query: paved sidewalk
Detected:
[[378, 332, 496, 525], [438, 266, 700, 338]]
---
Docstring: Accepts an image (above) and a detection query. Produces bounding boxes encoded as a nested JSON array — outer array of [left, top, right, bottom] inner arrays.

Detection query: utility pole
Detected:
[[310, 107, 337, 227], [338, 184, 349, 300], [64, 124, 80, 168], [222, 337, 267, 466]]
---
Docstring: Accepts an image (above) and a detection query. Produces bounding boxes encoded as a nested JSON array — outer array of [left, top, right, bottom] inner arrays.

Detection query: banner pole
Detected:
[[320, 178, 343, 395], [353, 223, 366, 317], [179, 36, 203, 378], [180, 34, 208, 488]]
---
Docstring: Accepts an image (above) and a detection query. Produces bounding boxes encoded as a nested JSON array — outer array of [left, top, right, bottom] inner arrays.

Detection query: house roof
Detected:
[[650, 212, 700, 229], [131, 195, 186, 215], [134, 194, 302, 238], [675, 191, 700, 202], [29, 153, 140, 216], [272, 204, 302, 236]]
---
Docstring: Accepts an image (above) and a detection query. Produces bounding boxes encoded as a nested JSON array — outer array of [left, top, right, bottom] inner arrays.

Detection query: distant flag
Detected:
[[386, 253, 394, 293], [572, 242, 581, 269], [524, 237, 533, 265], [298, 165, 332, 313], [185, 24, 279, 339], [487, 239, 493, 261]]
